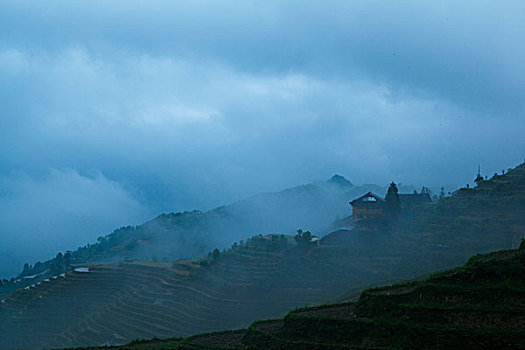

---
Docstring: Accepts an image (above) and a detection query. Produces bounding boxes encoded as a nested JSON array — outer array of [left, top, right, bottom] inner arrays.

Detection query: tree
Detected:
[[385, 182, 401, 219], [63, 251, 71, 266], [302, 231, 312, 242], [420, 186, 432, 196], [295, 230, 313, 248], [22, 263, 30, 275], [50, 252, 67, 275], [212, 248, 220, 260]]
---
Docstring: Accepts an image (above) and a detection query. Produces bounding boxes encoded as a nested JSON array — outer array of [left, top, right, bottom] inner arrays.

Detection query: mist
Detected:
[[0, 169, 151, 277], [1, 1, 524, 278]]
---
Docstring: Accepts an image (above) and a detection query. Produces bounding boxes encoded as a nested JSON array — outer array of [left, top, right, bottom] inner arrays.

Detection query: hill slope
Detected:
[[61, 242, 525, 349], [0, 232, 437, 350], [1, 163, 524, 349], [2, 176, 380, 289]]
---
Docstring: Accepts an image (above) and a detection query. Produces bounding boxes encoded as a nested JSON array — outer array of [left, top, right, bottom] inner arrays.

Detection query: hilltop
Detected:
[[1, 162, 524, 349]]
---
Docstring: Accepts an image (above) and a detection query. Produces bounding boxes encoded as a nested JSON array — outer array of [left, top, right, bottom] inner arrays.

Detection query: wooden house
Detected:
[[349, 191, 433, 227], [349, 192, 386, 224]]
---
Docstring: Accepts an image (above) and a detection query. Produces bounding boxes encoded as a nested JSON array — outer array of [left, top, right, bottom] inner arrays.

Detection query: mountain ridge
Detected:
[[0, 175, 376, 294]]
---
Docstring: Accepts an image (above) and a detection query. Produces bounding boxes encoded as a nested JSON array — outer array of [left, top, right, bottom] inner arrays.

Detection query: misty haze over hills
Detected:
[[0, 2, 524, 349], [1, 1, 524, 285], [1, 161, 523, 349], [0, 174, 401, 278]]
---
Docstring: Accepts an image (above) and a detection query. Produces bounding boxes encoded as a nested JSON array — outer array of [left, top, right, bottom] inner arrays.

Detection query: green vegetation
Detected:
[[64, 243, 525, 349], [385, 182, 400, 220], [1, 162, 524, 349], [1, 175, 366, 295]]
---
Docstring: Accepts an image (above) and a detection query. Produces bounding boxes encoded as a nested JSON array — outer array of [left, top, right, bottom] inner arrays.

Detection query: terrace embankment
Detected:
[[179, 245, 525, 349]]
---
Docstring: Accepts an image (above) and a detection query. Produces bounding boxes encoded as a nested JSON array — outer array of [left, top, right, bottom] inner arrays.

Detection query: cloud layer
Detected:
[[0, 169, 150, 277], [0, 1, 524, 276]]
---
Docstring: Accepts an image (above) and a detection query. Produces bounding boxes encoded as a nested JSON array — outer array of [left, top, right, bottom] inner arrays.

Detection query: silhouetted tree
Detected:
[[385, 182, 401, 219], [439, 187, 445, 199], [50, 252, 68, 275], [420, 186, 432, 195], [63, 251, 71, 266], [295, 230, 313, 248], [22, 263, 30, 275]]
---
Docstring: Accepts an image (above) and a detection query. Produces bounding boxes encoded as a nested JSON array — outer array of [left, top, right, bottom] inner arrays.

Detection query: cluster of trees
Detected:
[[21, 252, 72, 277], [49, 252, 71, 275], [294, 229, 313, 246], [202, 233, 290, 267]]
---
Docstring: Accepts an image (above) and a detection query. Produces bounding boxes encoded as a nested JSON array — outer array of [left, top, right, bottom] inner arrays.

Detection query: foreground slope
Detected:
[[65, 243, 525, 349], [239, 245, 525, 349], [0, 233, 443, 349]]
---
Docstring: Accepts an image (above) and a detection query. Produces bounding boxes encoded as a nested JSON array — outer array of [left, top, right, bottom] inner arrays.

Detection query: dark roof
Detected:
[[399, 193, 432, 204], [350, 191, 385, 205]]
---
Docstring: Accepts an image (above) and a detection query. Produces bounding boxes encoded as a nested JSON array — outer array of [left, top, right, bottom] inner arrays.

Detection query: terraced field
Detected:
[[176, 245, 525, 350], [1, 233, 450, 350], [1, 227, 519, 350], [3, 163, 525, 350]]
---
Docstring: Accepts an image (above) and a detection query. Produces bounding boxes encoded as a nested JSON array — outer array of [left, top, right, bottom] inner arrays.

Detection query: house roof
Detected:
[[350, 191, 385, 205], [399, 193, 432, 204], [350, 191, 433, 206]]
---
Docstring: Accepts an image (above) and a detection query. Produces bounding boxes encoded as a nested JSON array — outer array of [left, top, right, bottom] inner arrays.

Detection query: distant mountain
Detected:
[[1, 175, 381, 288], [328, 174, 353, 188]]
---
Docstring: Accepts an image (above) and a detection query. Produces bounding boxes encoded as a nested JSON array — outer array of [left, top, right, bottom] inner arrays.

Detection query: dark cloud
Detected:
[[0, 1, 524, 277]]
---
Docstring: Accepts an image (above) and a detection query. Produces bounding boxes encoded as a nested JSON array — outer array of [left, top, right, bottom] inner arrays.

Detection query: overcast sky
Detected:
[[1, 1, 524, 276]]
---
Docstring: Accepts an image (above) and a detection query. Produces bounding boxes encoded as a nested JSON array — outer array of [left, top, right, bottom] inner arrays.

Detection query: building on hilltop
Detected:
[[350, 192, 386, 225], [350, 190, 433, 228]]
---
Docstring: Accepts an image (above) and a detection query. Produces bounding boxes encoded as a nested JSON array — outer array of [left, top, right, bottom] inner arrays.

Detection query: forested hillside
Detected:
[[1, 176, 380, 293], [1, 163, 524, 349]]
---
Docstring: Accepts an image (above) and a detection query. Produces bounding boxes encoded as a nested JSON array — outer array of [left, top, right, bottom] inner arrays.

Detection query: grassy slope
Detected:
[[2, 163, 524, 349], [64, 243, 525, 349], [240, 244, 525, 350]]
